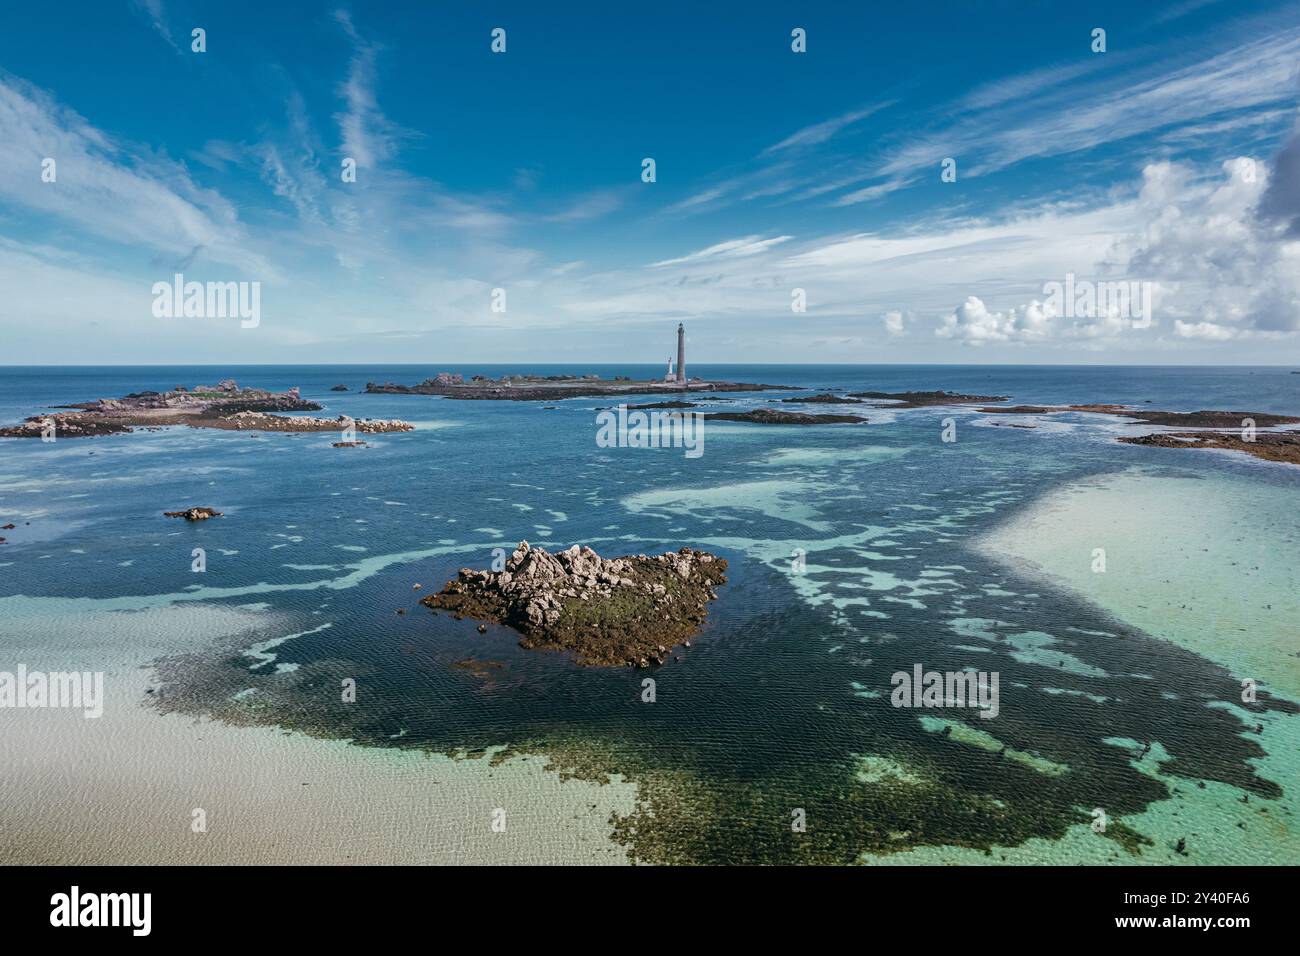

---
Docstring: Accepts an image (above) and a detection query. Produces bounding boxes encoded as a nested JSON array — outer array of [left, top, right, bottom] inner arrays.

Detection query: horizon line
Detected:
[[2, 362, 1299, 370]]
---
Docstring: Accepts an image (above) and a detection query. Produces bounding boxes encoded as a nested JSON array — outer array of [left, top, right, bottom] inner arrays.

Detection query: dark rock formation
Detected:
[[422, 541, 727, 667], [1125, 409, 1300, 428], [164, 507, 223, 521], [781, 394, 865, 405], [848, 390, 1009, 407], [978, 404, 1299, 427], [703, 409, 865, 425], [1119, 430, 1300, 466], [330, 385, 350, 392]]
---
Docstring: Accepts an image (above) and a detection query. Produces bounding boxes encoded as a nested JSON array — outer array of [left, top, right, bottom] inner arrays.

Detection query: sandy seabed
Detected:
[[0, 602, 636, 865]]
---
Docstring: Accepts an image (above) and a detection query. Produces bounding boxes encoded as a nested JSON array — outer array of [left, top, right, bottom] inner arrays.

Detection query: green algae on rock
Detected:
[[422, 541, 727, 667]]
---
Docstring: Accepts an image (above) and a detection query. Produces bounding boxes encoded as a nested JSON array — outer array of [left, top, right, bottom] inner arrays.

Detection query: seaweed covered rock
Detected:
[[423, 541, 727, 666]]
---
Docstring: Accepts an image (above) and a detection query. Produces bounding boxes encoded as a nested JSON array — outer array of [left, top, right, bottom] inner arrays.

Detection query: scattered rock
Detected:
[[163, 507, 223, 521], [215, 412, 411, 434]]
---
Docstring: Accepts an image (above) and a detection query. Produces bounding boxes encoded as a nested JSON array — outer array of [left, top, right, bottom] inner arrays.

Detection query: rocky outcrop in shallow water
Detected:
[[164, 507, 223, 521], [979, 403, 1300, 466], [1119, 431, 1300, 465], [0, 381, 325, 438], [849, 390, 1009, 407], [782, 393, 864, 405], [703, 409, 865, 425], [204, 412, 412, 433], [422, 541, 727, 667]]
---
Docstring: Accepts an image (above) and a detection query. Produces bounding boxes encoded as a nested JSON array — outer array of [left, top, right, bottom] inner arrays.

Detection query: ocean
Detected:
[[1, 364, 1297, 864]]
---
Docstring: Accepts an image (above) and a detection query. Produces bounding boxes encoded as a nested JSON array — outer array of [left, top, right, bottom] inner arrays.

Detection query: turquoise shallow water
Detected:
[[2, 364, 1298, 863]]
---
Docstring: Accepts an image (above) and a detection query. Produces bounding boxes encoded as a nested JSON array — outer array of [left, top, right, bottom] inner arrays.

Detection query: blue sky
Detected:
[[1, 0, 1298, 364]]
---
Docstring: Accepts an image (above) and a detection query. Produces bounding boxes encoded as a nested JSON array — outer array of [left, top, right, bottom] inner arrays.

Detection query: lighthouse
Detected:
[[675, 323, 686, 384]]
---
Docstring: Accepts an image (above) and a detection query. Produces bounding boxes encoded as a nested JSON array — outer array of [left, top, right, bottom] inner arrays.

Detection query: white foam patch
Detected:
[[623, 479, 832, 532], [245, 622, 333, 670]]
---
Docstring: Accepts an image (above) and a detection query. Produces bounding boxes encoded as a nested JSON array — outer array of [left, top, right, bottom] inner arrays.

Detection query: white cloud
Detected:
[[877, 26, 1300, 181], [764, 102, 893, 154], [937, 297, 1055, 343], [131, 0, 181, 54], [1114, 151, 1300, 333], [650, 235, 794, 268], [1175, 320, 1237, 339], [333, 10, 400, 172], [0, 73, 272, 277]]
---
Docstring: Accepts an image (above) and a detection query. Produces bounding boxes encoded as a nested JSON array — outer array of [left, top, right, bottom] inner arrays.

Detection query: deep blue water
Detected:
[[2, 365, 1298, 863], [4, 364, 1300, 423]]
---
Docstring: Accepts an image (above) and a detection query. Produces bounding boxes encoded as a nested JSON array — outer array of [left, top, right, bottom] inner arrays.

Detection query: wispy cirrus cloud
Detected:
[[333, 8, 403, 171], [0, 72, 272, 276], [877, 23, 1300, 180], [763, 101, 895, 154], [650, 234, 794, 268], [130, 0, 181, 54]]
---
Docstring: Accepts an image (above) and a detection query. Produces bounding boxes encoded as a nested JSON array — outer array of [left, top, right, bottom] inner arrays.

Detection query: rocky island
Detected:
[[422, 541, 727, 667], [0, 379, 412, 438], [703, 409, 866, 425], [365, 372, 793, 402], [1119, 430, 1300, 465], [164, 507, 223, 521], [201, 411, 413, 434], [850, 390, 1011, 407], [782, 393, 865, 405], [976, 403, 1300, 466]]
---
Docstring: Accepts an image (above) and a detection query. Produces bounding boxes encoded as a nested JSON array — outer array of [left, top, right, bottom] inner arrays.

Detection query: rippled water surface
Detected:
[[2, 364, 1297, 864]]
